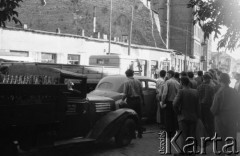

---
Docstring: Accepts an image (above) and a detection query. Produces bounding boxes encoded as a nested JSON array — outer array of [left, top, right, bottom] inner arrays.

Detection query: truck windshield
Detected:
[[64, 78, 82, 92]]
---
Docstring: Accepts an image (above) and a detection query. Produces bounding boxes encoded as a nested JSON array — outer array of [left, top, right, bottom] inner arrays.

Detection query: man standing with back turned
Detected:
[[161, 70, 180, 137], [122, 69, 145, 138]]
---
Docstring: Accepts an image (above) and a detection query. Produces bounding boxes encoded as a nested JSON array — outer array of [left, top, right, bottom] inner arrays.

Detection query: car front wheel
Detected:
[[115, 118, 136, 147]]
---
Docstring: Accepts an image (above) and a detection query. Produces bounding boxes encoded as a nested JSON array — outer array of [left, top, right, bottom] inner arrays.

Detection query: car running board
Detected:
[[54, 137, 95, 147]]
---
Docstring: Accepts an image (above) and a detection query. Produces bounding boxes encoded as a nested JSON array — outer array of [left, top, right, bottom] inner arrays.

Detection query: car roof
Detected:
[[96, 75, 156, 92], [101, 75, 156, 81]]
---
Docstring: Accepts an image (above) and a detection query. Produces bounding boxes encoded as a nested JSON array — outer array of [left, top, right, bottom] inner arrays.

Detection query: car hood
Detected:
[[88, 90, 123, 101], [87, 94, 114, 102]]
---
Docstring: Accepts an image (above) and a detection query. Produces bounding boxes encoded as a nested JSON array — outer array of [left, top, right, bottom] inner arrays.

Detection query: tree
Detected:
[[0, 0, 23, 27], [188, 0, 240, 50]]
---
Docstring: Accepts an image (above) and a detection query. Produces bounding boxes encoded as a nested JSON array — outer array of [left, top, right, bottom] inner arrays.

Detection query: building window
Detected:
[[96, 58, 109, 65], [151, 60, 158, 79], [10, 50, 29, 57], [41, 53, 57, 63], [68, 54, 80, 65], [122, 35, 128, 43], [151, 60, 158, 69]]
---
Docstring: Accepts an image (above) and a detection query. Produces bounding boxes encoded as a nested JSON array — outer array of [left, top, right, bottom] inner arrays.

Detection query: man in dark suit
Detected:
[[197, 73, 215, 137], [194, 70, 203, 87], [188, 71, 198, 89], [173, 76, 200, 155]]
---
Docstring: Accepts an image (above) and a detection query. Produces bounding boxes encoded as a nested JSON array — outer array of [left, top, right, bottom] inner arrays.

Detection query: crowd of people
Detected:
[[156, 69, 240, 155], [121, 68, 240, 152]]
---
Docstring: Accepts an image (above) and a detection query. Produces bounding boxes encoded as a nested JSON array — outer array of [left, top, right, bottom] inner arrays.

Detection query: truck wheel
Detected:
[[115, 118, 136, 147], [0, 141, 18, 156]]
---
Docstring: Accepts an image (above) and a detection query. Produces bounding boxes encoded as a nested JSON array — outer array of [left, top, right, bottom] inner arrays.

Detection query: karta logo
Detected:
[[158, 130, 239, 155]]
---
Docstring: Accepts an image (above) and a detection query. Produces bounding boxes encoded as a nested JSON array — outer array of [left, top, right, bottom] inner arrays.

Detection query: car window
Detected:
[[97, 82, 113, 90], [141, 81, 146, 89], [148, 81, 156, 89]]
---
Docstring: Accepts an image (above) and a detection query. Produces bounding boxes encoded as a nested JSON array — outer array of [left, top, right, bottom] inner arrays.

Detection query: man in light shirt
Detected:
[[156, 70, 166, 126], [161, 70, 180, 137], [122, 69, 144, 138]]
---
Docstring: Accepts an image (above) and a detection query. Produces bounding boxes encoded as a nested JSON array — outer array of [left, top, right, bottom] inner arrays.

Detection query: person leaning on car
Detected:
[[121, 69, 145, 138]]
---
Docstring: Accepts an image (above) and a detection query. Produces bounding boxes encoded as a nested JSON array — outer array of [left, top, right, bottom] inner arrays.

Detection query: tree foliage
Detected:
[[0, 0, 22, 27], [188, 0, 240, 50]]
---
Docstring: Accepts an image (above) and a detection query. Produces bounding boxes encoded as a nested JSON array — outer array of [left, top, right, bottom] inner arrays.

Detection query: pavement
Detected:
[[79, 123, 240, 156], [21, 123, 240, 156]]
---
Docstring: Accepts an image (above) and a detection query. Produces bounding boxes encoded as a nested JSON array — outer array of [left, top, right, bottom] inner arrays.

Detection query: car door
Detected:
[[145, 80, 157, 120], [139, 79, 157, 120], [139, 80, 147, 118]]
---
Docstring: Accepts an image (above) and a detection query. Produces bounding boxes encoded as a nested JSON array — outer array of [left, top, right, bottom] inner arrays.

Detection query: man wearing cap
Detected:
[[197, 73, 215, 137]]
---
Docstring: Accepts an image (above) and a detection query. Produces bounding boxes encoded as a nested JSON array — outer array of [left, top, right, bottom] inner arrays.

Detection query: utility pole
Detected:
[[184, 26, 188, 72], [128, 6, 133, 56], [93, 6, 96, 33], [217, 49, 220, 69], [166, 0, 170, 49], [108, 0, 112, 54]]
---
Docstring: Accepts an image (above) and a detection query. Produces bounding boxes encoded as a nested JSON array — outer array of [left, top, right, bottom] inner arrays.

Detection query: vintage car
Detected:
[[88, 75, 157, 121], [0, 64, 139, 156]]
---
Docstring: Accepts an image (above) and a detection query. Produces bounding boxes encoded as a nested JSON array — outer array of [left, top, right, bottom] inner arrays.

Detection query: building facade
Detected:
[[1, 0, 213, 75], [152, 0, 213, 72], [0, 27, 172, 78]]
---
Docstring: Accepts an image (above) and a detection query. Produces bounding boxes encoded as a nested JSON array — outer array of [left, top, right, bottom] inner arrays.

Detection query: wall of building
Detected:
[[152, 0, 211, 71], [151, 0, 168, 48], [7, 0, 165, 49], [168, 0, 191, 55], [0, 27, 171, 76]]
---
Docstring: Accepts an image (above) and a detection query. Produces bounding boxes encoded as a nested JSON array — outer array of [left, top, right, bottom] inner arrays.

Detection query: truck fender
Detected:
[[86, 108, 138, 143]]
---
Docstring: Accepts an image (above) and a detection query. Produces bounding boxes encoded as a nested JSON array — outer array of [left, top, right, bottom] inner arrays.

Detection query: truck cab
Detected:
[[0, 64, 138, 156]]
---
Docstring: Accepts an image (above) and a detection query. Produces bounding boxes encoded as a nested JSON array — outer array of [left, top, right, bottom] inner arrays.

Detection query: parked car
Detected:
[[88, 75, 157, 121]]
